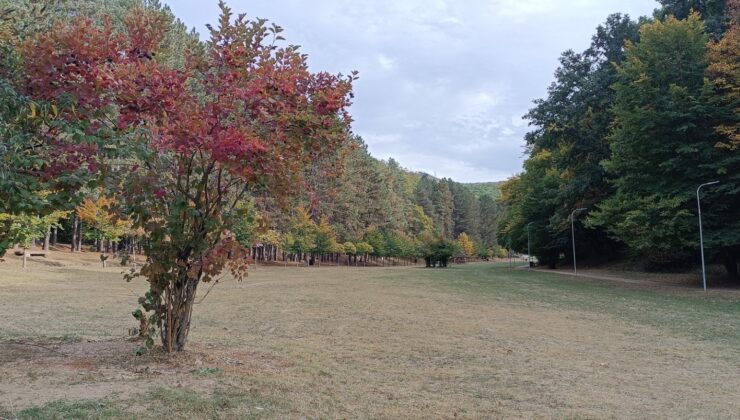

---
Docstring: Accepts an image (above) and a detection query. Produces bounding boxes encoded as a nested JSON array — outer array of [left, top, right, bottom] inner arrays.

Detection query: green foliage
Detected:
[[0, 211, 66, 249], [655, 0, 730, 39], [463, 182, 502, 199], [364, 228, 386, 257], [232, 202, 259, 248], [286, 208, 317, 255], [342, 241, 357, 255], [499, 13, 639, 267], [592, 13, 740, 266], [421, 235, 457, 268], [355, 241, 373, 256], [313, 217, 339, 256], [449, 180, 481, 241]]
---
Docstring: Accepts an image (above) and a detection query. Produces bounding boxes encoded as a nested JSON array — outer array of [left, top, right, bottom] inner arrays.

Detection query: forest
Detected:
[[0, 0, 505, 350], [0, 0, 503, 268], [497, 0, 740, 280]]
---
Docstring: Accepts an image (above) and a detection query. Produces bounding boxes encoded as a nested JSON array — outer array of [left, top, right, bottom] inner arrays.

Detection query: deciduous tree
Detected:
[[21, 2, 354, 351]]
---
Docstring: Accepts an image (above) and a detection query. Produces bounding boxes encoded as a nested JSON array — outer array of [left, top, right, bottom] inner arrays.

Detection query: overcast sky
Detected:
[[163, 0, 658, 183]]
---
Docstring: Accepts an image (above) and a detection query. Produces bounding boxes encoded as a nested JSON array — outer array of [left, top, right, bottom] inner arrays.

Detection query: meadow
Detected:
[[0, 259, 738, 418]]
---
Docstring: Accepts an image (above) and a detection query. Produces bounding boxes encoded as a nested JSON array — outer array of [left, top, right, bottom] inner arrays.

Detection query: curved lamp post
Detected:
[[697, 181, 719, 291], [571, 208, 587, 276]]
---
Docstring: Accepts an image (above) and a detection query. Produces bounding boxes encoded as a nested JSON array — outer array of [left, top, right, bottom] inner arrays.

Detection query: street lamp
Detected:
[[571, 208, 587, 276], [527, 222, 533, 270], [697, 181, 719, 291]]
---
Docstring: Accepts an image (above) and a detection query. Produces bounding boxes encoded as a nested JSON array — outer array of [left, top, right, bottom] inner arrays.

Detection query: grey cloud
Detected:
[[164, 0, 657, 182]]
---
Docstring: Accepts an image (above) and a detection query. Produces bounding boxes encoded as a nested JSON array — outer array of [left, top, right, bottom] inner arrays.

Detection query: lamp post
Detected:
[[697, 181, 719, 291], [527, 222, 533, 270], [571, 208, 587, 276]]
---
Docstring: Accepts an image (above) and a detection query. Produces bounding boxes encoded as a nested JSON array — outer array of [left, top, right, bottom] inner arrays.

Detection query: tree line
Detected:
[[0, 0, 505, 351], [497, 0, 739, 280]]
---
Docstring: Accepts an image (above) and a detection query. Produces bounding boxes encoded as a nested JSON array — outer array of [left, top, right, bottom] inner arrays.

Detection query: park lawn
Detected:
[[0, 260, 738, 418]]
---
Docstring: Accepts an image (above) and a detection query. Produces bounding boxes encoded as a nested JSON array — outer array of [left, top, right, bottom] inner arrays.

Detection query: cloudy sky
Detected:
[[163, 0, 658, 182]]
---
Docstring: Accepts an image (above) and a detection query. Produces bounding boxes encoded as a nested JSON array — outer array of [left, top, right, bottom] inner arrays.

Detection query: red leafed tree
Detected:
[[22, 2, 355, 352]]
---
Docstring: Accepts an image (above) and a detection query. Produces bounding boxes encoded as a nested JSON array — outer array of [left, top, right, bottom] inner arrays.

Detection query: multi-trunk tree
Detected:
[[21, 1, 355, 351]]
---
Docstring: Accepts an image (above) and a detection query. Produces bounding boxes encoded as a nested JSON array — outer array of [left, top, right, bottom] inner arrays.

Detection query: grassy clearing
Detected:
[[0, 260, 739, 418]]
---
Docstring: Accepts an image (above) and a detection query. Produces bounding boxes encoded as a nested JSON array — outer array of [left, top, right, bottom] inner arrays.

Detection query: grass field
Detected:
[[0, 259, 739, 418]]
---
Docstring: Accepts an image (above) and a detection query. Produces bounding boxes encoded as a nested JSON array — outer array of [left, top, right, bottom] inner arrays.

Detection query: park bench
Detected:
[[29, 252, 46, 257]]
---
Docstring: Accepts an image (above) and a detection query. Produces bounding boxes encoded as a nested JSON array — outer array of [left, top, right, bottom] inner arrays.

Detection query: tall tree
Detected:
[[590, 14, 740, 274], [449, 180, 480, 241], [655, 0, 729, 39], [431, 179, 454, 238], [478, 194, 500, 248], [707, 0, 740, 150], [504, 14, 639, 266]]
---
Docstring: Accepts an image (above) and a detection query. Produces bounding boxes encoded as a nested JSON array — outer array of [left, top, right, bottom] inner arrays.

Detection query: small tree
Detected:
[[77, 197, 130, 267], [343, 241, 356, 265], [355, 242, 373, 265], [457, 232, 475, 259], [287, 207, 318, 264], [22, 3, 355, 352], [313, 217, 338, 265], [0, 210, 68, 267]]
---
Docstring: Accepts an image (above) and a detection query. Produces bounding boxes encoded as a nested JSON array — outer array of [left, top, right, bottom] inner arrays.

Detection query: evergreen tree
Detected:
[[478, 195, 500, 248]]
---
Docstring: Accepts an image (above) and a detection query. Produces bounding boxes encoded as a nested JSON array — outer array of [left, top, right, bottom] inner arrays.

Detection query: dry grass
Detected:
[[0, 255, 739, 418]]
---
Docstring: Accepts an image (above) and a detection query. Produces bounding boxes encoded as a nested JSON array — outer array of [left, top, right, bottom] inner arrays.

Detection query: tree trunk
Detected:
[[161, 274, 198, 352], [71, 215, 78, 252], [76, 221, 82, 252], [52, 227, 58, 246], [43, 226, 51, 251]]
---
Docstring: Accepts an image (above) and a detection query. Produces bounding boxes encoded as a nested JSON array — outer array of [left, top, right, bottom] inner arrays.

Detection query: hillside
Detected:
[[464, 182, 503, 199]]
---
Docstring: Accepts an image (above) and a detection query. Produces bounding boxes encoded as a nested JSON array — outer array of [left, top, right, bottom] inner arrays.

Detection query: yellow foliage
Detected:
[[457, 232, 475, 257], [77, 196, 130, 241], [707, 0, 740, 150]]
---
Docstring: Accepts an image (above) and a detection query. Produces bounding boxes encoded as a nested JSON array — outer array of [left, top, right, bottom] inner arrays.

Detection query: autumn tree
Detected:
[[21, 2, 354, 351], [77, 196, 130, 267], [285, 207, 319, 264], [707, 0, 740, 150], [457, 232, 475, 258]]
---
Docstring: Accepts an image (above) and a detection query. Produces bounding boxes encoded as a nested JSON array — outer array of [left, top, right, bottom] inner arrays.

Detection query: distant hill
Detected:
[[464, 182, 502, 199]]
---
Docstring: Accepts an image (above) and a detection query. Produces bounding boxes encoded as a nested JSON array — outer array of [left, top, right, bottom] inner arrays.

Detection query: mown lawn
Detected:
[[0, 261, 738, 418]]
